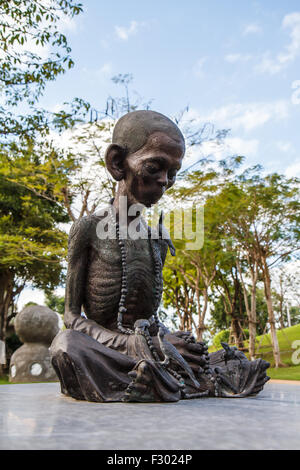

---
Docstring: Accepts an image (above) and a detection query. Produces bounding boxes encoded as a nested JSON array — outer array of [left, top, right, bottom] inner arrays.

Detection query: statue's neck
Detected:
[[112, 184, 145, 226]]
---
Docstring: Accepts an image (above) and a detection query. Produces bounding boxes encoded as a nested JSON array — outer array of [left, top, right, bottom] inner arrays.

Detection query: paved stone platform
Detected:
[[0, 382, 299, 450]]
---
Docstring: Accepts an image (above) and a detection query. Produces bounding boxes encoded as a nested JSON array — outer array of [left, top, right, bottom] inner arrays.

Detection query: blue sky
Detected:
[[19, 1, 300, 309], [37, 0, 300, 178]]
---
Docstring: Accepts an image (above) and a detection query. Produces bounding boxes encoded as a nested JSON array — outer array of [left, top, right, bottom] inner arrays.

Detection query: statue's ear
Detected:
[[105, 144, 127, 181]]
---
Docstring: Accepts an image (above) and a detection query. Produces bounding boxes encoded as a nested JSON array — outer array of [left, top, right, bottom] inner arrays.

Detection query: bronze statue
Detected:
[[50, 110, 270, 402]]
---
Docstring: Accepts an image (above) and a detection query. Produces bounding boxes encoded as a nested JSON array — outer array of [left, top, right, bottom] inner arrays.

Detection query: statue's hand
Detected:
[[163, 332, 208, 371], [172, 330, 196, 343], [169, 331, 208, 353]]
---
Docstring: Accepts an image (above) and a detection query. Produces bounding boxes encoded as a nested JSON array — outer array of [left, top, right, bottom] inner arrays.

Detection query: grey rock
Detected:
[[10, 343, 58, 383], [15, 305, 59, 345], [9, 305, 60, 383]]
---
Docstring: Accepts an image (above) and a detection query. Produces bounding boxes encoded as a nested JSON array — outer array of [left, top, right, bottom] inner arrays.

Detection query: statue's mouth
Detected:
[[145, 188, 166, 206]]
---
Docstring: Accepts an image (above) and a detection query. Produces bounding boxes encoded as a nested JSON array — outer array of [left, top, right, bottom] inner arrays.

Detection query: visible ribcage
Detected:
[[83, 239, 161, 324]]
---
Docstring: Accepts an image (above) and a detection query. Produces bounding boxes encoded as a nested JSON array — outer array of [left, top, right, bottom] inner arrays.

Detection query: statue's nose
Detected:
[[156, 171, 168, 187]]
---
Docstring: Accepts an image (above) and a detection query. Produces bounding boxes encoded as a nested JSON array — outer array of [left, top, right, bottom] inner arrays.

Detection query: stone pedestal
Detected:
[[9, 305, 60, 383]]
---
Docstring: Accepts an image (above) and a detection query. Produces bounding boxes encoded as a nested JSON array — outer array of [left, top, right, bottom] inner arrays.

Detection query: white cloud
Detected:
[[285, 159, 300, 177], [57, 13, 78, 33], [200, 136, 258, 157], [243, 23, 262, 35], [226, 137, 259, 156], [115, 20, 139, 41], [184, 101, 289, 133], [255, 11, 300, 74], [181, 135, 259, 173]]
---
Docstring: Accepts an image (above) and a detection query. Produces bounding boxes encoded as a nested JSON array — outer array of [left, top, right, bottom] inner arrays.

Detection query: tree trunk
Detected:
[[278, 294, 285, 329], [196, 288, 208, 342], [0, 270, 14, 342], [248, 260, 258, 361], [236, 256, 259, 360], [0, 270, 14, 377], [261, 258, 283, 368], [249, 281, 257, 360], [230, 316, 244, 349]]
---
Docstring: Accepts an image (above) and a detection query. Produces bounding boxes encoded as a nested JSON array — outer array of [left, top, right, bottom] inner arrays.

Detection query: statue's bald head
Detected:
[[106, 110, 185, 206], [112, 110, 185, 155]]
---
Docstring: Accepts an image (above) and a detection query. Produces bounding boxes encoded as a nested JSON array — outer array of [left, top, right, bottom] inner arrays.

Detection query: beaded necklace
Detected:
[[107, 205, 161, 335]]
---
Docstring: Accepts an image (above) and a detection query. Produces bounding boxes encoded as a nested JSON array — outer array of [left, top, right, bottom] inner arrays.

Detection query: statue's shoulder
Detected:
[[69, 207, 111, 239], [68, 214, 100, 247]]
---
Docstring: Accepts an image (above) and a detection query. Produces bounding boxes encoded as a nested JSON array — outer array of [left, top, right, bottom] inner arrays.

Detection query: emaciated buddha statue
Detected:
[[50, 110, 270, 402]]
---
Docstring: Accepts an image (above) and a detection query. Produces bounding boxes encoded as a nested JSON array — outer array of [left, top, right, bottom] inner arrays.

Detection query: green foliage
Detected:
[[0, 0, 82, 99], [212, 330, 230, 350], [0, 0, 86, 142], [5, 332, 22, 359], [212, 328, 249, 350], [290, 307, 300, 325], [165, 154, 299, 358], [45, 292, 65, 316], [0, 0, 87, 343], [0, 142, 69, 289], [209, 288, 269, 336], [0, 0, 90, 148]]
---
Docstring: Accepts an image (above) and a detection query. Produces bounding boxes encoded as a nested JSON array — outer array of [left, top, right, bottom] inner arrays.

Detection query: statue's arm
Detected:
[[64, 216, 128, 353]]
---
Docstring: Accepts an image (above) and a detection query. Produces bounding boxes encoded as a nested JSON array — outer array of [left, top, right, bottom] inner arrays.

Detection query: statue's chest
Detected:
[[85, 237, 160, 322], [90, 238, 155, 273]]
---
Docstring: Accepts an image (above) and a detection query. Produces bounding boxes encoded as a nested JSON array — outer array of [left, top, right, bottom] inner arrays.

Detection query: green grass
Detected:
[[209, 323, 300, 381], [267, 364, 300, 381], [248, 324, 300, 368], [0, 375, 9, 385]]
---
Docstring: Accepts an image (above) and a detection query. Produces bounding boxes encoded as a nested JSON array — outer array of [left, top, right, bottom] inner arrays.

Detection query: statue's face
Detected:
[[123, 132, 185, 207]]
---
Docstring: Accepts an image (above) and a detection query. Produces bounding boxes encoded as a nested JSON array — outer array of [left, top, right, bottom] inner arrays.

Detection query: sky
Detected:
[[18, 0, 300, 309]]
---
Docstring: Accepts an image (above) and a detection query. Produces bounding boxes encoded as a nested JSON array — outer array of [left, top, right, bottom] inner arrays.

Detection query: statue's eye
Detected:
[[145, 163, 160, 174]]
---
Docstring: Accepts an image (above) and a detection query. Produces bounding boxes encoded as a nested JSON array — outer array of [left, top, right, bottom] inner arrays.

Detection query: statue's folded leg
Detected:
[[50, 329, 136, 402], [122, 359, 181, 403], [50, 330, 181, 403]]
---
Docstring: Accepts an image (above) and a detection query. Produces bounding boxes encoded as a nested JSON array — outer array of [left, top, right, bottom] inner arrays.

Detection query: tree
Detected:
[[211, 178, 261, 359], [0, 141, 71, 345], [221, 171, 300, 366], [163, 264, 197, 332], [236, 253, 259, 359], [271, 263, 300, 328], [0, 1, 87, 375], [161, 156, 246, 342], [0, 0, 85, 142], [209, 287, 268, 338], [213, 265, 248, 349]]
